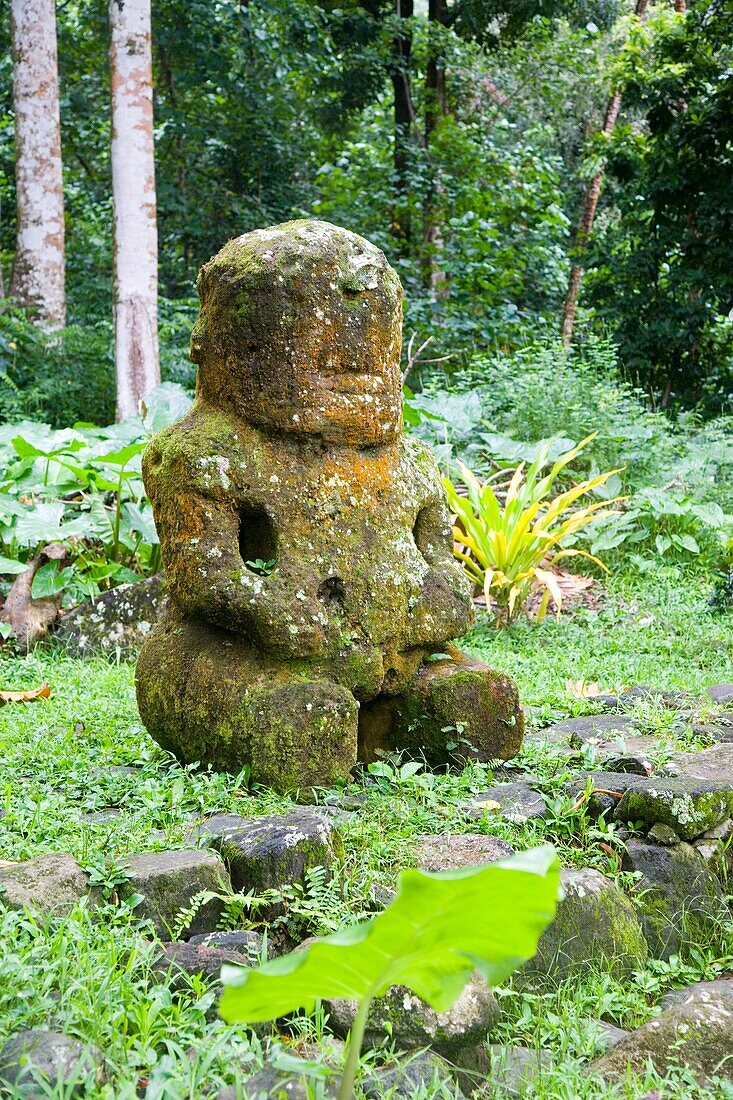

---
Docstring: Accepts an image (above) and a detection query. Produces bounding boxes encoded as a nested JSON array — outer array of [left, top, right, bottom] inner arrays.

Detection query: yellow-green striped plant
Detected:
[[442, 434, 622, 624]]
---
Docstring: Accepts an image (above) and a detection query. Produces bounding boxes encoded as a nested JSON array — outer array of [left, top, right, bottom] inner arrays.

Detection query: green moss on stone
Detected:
[[616, 780, 733, 840], [523, 868, 648, 984], [136, 220, 526, 793]]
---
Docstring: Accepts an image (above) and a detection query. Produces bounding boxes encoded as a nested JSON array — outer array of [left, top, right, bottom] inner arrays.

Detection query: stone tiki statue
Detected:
[[136, 220, 523, 792]]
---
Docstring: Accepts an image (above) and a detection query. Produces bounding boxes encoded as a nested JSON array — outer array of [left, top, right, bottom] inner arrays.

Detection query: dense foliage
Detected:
[[588, 0, 733, 406], [1, 0, 731, 422]]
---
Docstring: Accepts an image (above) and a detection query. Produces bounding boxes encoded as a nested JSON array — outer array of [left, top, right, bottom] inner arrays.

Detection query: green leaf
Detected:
[[673, 533, 700, 555], [31, 562, 74, 600], [691, 502, 728, 530], [123, 502, 159, 544], [96, 442, 147, 467], [655, 533, 672, 555], [14, 503, 65, 546], [0, 555, 27, 576], [11, 434, 86, 459], [220, 846, 559, 1023], [0, 493, 27, 520], [479, 433, 576, 467]]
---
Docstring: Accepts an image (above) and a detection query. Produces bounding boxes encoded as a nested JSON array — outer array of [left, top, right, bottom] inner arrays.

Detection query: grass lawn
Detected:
[[1, 566, 732, 1098]]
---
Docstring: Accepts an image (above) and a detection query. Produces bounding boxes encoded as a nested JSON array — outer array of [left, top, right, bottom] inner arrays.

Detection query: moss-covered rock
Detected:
[[54, 573, 165, 654], [119, 849, 231, 940], [198, 810, 340, 894], [136, 221, 524, 792], [615, 778, 733, 840], [389, 653, 524, 765], [621, 838, 729, 960], [0, 1030, 105, 1095], [592, 997, 733, 1083], [324, 973, 499, 1062], [523, 868, 648, 983], [0, 853, 92, 917]]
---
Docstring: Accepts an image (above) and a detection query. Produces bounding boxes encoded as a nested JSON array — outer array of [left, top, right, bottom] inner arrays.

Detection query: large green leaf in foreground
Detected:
[[220, 846, 560, 1023]]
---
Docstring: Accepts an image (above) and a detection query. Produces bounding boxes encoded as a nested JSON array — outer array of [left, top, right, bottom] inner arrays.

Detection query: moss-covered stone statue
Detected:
[[136, 220, 523, 792]]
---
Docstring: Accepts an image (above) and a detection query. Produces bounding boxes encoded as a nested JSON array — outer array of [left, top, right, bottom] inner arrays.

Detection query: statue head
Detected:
[[190, 220, 404, 445]]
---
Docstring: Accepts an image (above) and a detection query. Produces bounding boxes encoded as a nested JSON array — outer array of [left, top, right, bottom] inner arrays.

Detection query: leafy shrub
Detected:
[[409, 338, 733, 573], [442, 436, 620, 623], [0, 303, 115, 427], [0, 298, 195, 428], [446, 337, 679, 489], [0, 384, 191, 607], [590, 489, 733, 567], [221, 847, 560, 1100]]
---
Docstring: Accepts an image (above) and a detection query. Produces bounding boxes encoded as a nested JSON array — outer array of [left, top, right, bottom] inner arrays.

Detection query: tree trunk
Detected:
[[423, 0, 448, 294], [9, 0, 66, 329], [389, 0, 415, 244], [0, 198, 4, 299], [425, 0, 448, 141], [561, 0, 648, 348], [109, 0, 160, 421]]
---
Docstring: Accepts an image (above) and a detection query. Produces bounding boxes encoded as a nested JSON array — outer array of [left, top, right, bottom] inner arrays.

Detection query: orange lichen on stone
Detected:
[[135, 220, 523, 792]]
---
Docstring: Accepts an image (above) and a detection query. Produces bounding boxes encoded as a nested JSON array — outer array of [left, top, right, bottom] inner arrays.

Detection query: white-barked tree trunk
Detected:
[[9, 0, 66, 329], [109, 0, 160, 421]]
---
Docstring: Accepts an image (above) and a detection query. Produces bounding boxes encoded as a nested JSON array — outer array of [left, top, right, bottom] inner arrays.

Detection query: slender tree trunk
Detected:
[[109, 0, 160, 421], [9, 0, 66, 329], [389, 0, 415, 245], [425, 0, 448, 141], [561, 0, 648, 347], [423, 0, 448, 294], [0, 197, 4, 299]]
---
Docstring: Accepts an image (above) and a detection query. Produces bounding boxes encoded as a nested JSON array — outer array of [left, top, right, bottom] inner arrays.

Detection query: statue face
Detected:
[[191, 221, 404, 445]]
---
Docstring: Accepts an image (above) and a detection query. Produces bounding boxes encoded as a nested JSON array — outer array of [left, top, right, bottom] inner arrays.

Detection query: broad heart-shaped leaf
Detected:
[[0, 555, 27, 576], [220, 846, 560, 1024]]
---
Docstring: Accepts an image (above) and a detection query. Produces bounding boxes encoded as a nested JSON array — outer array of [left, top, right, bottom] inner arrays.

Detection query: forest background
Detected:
[[0, 0, 731, 428]]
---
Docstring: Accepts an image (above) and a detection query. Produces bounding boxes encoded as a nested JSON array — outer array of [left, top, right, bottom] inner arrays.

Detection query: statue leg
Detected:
[[385, 648, 524, 765], [136, 611, 358, 794]]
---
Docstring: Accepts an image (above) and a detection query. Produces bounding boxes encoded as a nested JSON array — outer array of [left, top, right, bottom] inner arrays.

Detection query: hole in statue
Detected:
[[318, 576, 346, 606], [412, 506, 437, 564], [239, 506, 277, 575], [357, 695, 397, 764]]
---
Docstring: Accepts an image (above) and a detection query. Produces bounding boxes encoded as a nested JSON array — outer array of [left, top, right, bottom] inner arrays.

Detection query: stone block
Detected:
[[199, 811, 338, 894], [524, 868, 648, 982], [622, 839, 729, 960], [592, 998, 733, 1082], [121, 849, 231, 940], [414, 834, 513, 871], [615, 777, 733, 840], [324, 973, 499, 1062], [0, 853, 90, 917], [0, 1029, 104, 1095]]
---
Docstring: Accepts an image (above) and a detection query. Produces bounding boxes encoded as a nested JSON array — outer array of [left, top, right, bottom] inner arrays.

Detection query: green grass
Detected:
[[471, 567, 733, 711], [0, 565, 732, 1097]]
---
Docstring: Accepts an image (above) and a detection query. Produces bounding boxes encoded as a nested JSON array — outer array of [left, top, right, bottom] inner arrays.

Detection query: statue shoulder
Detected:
[[142, 404, 263, 496]]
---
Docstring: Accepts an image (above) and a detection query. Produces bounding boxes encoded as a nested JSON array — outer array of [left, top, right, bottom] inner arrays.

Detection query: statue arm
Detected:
[[153, 486, 329, 656], [405, 442, 475, 640]]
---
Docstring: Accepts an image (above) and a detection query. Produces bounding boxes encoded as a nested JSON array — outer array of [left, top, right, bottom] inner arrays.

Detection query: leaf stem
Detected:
[[336, 995, 372, 1100], [113, 469, 123, 562]]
